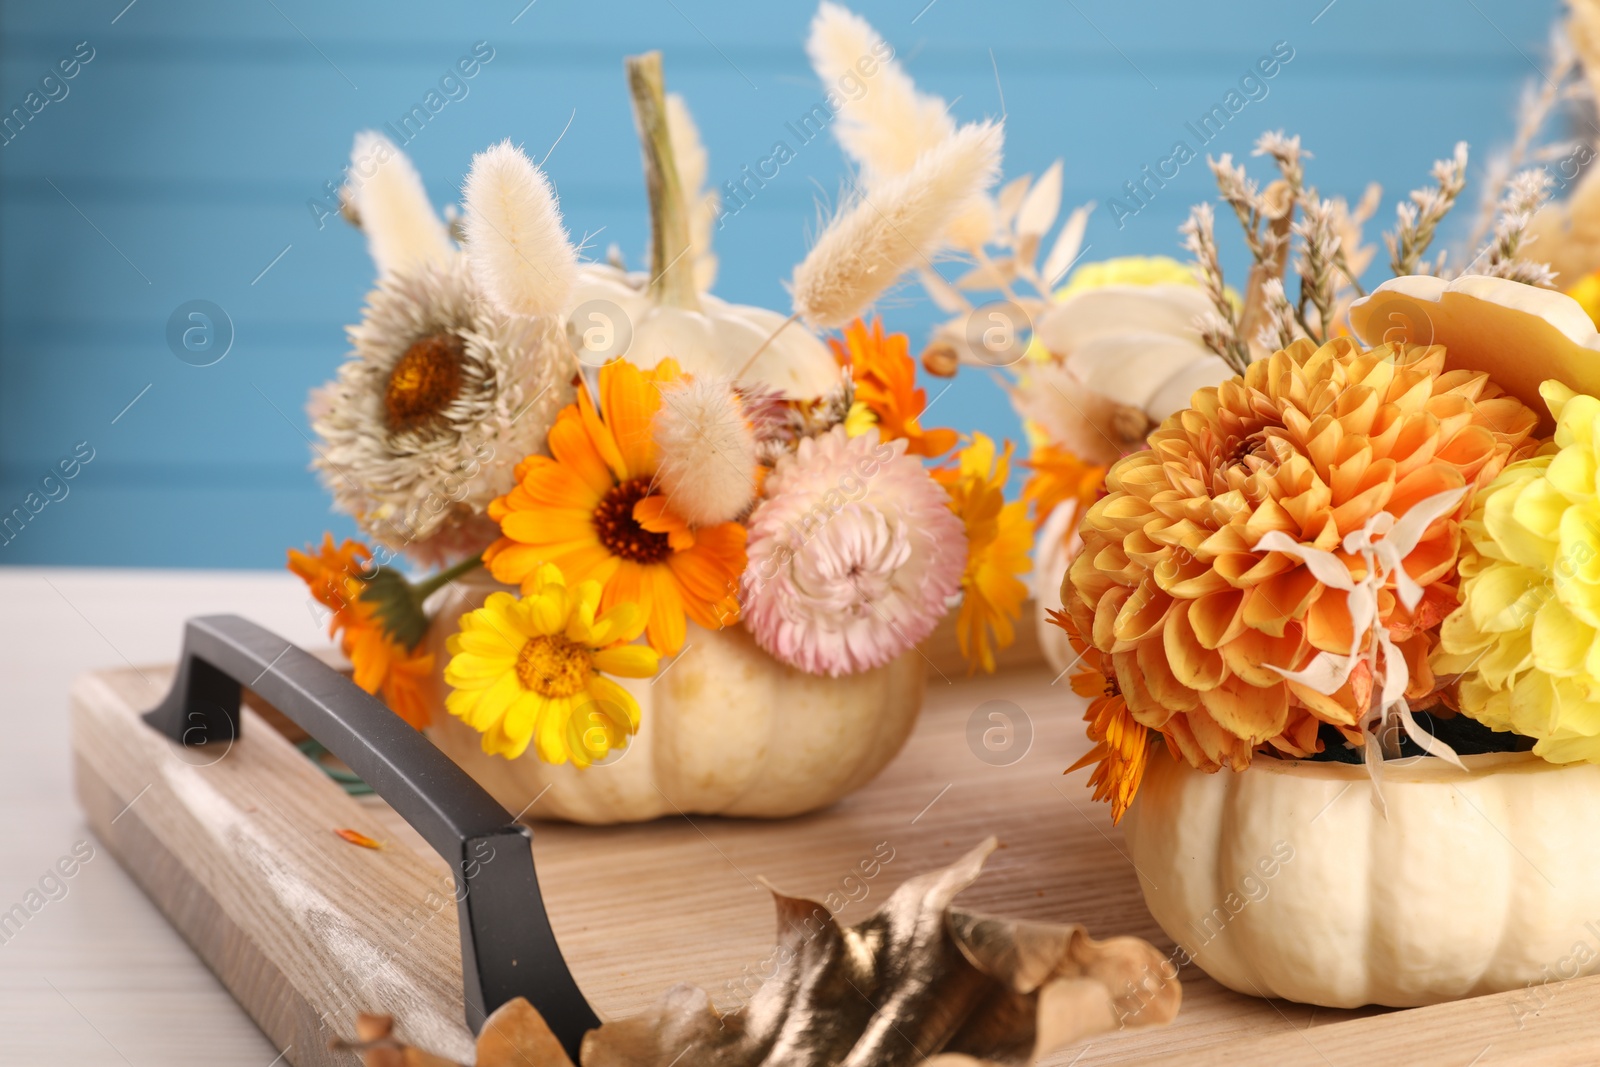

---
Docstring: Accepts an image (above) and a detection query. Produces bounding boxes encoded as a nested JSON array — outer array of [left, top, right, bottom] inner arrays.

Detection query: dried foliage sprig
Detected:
[[1384, 142, 1469, 278], [1466, 31, 1581, 255], [1181, 202, 1249, 374], [1294, 196, 1341, 341], [1472, 167, 1558, 285]]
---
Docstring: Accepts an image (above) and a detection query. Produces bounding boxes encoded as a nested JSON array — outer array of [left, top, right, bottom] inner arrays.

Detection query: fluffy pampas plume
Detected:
[[791, 121, 1003, 330], [462, 140, 578, 318], [345, 131, 455, 278], [652, 376, 758, 526], [666, 92, 719, 292]]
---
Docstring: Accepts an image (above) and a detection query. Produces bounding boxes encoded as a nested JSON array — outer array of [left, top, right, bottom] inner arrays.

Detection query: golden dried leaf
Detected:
[[335, 840, 1178, 1066]]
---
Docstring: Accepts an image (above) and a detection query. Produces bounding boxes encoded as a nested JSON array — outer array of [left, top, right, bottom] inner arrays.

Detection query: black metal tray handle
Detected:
[[142, 615, 599, 1057]]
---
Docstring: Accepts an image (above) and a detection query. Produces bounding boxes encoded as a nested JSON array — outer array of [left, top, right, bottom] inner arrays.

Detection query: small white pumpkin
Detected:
[[1033, 283, 1229, 425], [564, 263, 840, 398], [422, 573, 925, 824], [562, 53, 840, 401], [1123, 746, 1600, 1008], [1031, 499, 1079, 679]]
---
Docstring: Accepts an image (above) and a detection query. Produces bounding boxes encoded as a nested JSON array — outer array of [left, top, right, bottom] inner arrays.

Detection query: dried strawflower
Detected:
[[651, 375, 759, 526], [309, 255, 573, 559], [742, 427, 965, 675], [791, 121, 1003, 330], [461, 139, 578, 318]]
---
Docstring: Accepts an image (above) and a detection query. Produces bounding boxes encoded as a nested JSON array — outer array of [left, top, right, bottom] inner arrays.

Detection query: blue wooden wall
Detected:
[[0, 0, 1561, 568]]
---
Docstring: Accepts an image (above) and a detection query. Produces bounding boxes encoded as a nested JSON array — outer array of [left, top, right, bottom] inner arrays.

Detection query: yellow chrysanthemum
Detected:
[[1054, 255, 1200, 298], [1565, 268, 1600, 330], [444, 565, 660, 766], [1437, 380, 1600, 764], [940, 432, 1032, 674]]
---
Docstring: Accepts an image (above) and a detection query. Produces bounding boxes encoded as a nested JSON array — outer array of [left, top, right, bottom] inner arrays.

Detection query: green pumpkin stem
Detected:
[[625, 51, 701, 312]]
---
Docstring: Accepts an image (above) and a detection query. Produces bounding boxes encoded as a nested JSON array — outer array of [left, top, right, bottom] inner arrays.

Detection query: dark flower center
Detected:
[[594, 477, 671, 564], [385, 332, 465, 433]]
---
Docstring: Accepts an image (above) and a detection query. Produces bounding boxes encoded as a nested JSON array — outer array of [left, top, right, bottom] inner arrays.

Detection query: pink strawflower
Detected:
[[742, 426, 965, 675]]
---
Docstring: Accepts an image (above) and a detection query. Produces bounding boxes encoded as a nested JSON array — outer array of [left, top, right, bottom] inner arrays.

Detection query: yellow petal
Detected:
[[593, 643, 661, 679]]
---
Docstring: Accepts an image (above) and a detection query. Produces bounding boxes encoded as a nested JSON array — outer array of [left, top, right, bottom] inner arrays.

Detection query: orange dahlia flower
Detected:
[[483, 358, 746, 656], [1064, 337, 1540, 772], [832, 318, 958, 458], [1052, 608, 1152, 824], [287, 534, 434, 729]]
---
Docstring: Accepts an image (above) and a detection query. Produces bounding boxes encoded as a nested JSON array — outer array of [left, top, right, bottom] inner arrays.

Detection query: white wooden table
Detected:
[[0, 568, 327, 1065]]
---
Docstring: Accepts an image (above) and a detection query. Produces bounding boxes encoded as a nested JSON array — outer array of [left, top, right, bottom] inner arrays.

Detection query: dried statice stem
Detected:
[[1385, 142, 1468, 277], [1472, 168, 1558, 285], [1181, 202, 1249, 374]]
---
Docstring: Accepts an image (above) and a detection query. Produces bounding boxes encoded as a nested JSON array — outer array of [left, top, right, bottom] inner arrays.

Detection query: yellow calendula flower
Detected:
[[444, 565, 660, 766], [1437, 379, 1600, 764], [939, 433, 1032, 674]]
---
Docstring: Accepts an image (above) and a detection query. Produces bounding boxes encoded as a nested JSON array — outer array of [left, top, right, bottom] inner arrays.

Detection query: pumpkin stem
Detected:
[[626, 52, 701, 312]]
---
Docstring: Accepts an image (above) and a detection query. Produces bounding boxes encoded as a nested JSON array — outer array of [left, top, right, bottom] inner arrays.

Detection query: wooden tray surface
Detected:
[[70, 628, 1600, 1065]]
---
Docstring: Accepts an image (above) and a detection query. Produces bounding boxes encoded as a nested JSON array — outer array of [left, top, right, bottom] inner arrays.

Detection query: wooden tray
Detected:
[[70, 615, 1600, 1066]]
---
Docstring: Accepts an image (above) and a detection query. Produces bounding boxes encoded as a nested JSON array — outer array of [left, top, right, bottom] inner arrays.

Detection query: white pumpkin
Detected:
[[564, 263, 841, 398], [562, 53, 840, 401], [422, 573, 925, 824], [1033, 283, 1230, 424], [1123, 746, 1600, 1008], [1031, 499, 1079, 679]]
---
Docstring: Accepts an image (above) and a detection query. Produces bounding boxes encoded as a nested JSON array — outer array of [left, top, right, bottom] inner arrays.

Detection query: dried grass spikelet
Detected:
[[791, 121, 1003, 330], [665, 92, 719, 292], [806, 1, 993, 251], [807, 1, 953, 182], [346, 130, 454, 278], [652, 376, 758, 526], [461, 139, 578, 318]]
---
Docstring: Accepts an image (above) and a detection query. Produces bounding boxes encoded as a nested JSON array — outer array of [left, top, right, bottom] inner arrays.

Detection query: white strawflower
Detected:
[[461, 140, 578, 318], [346, 131, 455, 278], [652, 377, 758, 526], [310, 254, 574, 562], [742, 427, 965, 676]]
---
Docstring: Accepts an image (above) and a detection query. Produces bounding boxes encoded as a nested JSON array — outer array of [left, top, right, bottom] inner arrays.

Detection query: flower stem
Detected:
[[412, 552, 484, 603], [625, 51, 701, 312]]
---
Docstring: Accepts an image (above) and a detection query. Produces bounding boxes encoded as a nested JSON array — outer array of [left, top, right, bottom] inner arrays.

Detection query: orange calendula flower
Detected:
[[483, 358, 746, 656], [1065, 337, 1541, 773], [939, 433, 1032, 674], [1052, 608, 1152, 824], [1022, 443, 1105, 534], [832, 318, 958, 458], [287, 534, 435, 729]]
